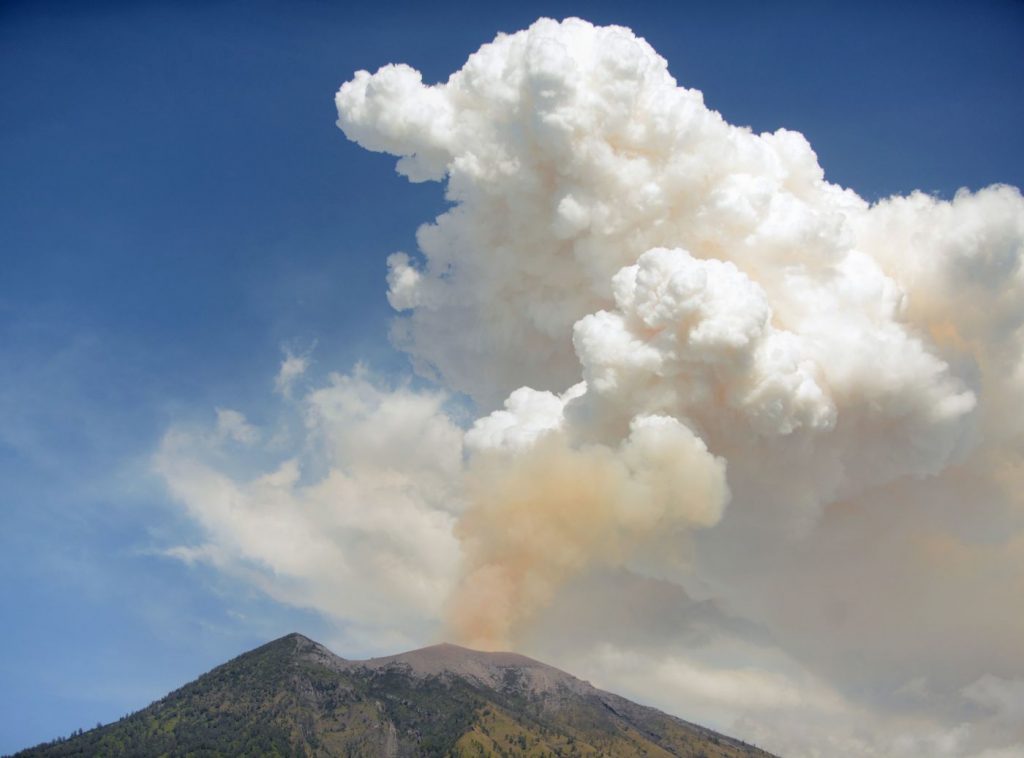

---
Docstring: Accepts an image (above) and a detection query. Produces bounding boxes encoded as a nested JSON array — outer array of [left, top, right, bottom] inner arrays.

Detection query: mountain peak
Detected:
[[349, 641, 592, 698], [244, 631, 346, 664], [266, 631, 327, 648], [15, 635, 776, 757]]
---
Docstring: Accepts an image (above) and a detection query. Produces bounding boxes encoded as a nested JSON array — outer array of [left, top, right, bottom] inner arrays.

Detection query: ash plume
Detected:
[[158, 17, 1024, 757], [335, 17, 1021, 654]]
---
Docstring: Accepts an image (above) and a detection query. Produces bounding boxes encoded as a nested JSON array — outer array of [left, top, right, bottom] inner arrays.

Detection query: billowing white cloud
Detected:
[[157, 15, 1023, 758], [156, 372, 464, 651], [331, 16, 1024, 755]]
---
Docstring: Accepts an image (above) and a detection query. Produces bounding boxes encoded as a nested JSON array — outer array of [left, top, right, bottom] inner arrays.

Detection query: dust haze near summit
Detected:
[[159, 17, 1024, 758]]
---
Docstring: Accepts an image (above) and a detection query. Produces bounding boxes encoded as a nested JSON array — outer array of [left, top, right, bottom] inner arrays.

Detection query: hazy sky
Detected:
[[2, 1, 1023, 755]]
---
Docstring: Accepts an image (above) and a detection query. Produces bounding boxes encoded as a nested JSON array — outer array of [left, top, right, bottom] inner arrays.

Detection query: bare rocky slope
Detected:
[[11, 633, 777, 757]]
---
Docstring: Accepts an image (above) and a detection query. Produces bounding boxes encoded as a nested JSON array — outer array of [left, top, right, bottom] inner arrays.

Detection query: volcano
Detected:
[[13, 633, 776, 757]]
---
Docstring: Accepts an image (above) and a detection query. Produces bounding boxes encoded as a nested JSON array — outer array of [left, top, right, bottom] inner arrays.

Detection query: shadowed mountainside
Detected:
[[12, 633, 777, 757]]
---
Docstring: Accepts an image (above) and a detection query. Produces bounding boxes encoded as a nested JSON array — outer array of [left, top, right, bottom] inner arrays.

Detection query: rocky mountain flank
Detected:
[[13, 633, 777, 757]]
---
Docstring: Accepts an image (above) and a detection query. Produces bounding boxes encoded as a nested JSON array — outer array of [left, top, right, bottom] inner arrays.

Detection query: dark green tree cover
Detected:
[[10, 634, 774, 758]]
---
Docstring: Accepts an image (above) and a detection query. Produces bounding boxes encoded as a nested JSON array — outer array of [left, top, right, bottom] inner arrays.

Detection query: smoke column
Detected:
[[335, 17, 1022, 651], [152, 16, 1024, 754]]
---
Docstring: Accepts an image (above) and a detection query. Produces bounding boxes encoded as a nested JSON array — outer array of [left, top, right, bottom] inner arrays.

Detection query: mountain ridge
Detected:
[[12, 632, 777, 757]]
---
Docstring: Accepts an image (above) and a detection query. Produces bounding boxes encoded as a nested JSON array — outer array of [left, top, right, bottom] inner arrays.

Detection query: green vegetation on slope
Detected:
[[11, 634, 775, 758]]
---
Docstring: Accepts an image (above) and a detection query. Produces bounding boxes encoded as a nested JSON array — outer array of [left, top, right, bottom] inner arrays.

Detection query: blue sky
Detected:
[[1, 0, 1022, 752]]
